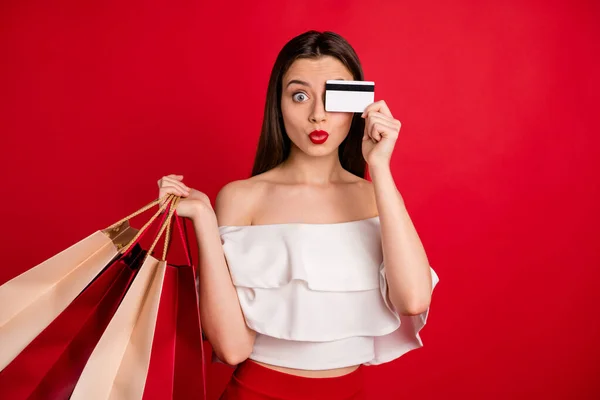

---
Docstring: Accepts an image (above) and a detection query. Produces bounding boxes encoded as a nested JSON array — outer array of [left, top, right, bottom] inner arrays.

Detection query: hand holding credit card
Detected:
[[325, 80, 375, 113]]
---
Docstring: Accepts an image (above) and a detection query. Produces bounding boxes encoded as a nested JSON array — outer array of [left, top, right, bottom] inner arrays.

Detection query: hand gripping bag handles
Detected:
[[0, 194, 178, 399], [71, 196, 207, 400]]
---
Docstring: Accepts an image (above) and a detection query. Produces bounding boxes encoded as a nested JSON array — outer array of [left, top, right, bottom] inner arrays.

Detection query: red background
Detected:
[[1, 0, 599, 398]]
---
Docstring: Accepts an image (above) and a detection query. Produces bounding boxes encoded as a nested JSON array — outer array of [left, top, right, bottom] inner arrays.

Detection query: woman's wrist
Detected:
[[191, 202, 218, 227]]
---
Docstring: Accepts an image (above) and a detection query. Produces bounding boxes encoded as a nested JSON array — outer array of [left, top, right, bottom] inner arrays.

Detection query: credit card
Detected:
[[325, 80, 375, 113]]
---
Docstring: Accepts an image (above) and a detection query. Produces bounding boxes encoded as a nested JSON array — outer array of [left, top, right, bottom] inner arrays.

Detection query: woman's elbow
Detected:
[[392, 294, 431, 316], [213, 341, 253, 366], [217, 350, 251, 366]]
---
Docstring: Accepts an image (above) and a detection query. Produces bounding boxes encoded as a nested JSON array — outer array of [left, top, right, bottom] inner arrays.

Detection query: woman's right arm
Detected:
[[158, 175, 256, 365], [192, 197, 256, 366]]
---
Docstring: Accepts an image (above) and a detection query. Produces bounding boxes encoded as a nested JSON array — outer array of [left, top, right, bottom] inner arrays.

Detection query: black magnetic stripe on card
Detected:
[[325, 83, 375, 92]]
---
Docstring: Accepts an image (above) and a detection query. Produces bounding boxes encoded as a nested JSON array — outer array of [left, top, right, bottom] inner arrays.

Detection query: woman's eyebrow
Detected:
[[285, 77, 348, 88], [286, 79, 310, 88]]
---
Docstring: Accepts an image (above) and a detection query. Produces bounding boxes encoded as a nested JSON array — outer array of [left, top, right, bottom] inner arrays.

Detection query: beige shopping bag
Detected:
[[71, 197, 182, 400], [0, 194, 175, 370]]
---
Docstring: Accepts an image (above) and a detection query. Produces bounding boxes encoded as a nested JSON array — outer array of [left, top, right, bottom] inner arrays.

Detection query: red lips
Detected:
[[309, 130, 329, 144]]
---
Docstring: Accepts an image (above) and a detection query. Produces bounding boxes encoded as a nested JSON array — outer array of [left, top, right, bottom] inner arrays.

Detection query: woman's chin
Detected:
[[289, 137, 341, 158], [305, 145, 337, 157]]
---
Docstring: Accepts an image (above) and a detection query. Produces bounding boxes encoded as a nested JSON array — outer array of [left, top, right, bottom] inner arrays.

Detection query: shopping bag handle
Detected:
[[160, 201, 191, 264], [116, 194, 176, 257], [99, 193, 175, 257], [134, 195, 182, 265], [105, 193, 172, 232]]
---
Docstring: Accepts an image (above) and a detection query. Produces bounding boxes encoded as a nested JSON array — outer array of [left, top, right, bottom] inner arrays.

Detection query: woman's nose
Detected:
[[309, 95, 326, 123]]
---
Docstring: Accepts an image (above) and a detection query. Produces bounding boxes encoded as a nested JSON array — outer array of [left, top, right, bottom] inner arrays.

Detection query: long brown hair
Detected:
[[251, 31, 366, 178]]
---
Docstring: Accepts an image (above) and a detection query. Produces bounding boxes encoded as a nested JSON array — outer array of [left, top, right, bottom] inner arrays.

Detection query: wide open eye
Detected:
[[292, 92, 309, 103]]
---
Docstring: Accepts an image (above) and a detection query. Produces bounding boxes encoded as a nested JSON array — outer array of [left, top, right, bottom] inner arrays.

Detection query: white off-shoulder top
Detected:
[[218, 216, 440, 370]]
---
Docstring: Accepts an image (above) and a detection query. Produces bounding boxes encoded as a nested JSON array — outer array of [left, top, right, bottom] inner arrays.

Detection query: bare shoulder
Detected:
[[215, 177, 269, 226], [347, 174, 378, 217], [355, 176, 375, 194]]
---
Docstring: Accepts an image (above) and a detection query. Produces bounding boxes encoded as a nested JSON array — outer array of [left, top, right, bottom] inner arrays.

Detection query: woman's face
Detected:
[[281, 56, 354, 157]]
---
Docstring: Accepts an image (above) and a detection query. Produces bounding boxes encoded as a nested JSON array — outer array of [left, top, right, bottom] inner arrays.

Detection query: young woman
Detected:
[[157, 30, 439, 400]]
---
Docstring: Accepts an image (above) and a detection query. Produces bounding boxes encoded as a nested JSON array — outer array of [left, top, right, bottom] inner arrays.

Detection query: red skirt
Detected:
[[220, 360, 366, 400]]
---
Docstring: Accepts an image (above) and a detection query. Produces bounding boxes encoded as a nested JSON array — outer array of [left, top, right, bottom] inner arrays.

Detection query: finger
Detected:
[[367, 113, 396, 129], [365, 117, 377, 142], [363, 111, 397, 129], [159, 175, 184, 187], [372, 100, 393, 118], [161, 177, 190, 194], [161, 185, 189, 197], [371, 111, 401, 132], [160, 184, 187, 196], [370, 122, 382, 142], [363, 127, 377, 144], [365, 111, 396, 124], [162, 176, 189, 189], [367, 115, 396, 141], [370, 119, 397, 142], [162, 182, 190, 197], [363, 123, 371, 142], [363, 118, 380, 143], [360, 101, 379, 117], [362, 100, 393, 119]]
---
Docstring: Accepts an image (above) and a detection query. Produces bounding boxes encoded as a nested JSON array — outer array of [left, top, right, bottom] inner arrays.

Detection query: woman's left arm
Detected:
[[362, 100, 433, 316]]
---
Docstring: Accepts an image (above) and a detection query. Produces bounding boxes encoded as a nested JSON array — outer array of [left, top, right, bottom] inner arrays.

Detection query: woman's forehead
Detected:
[[284, 56, 353, 85]]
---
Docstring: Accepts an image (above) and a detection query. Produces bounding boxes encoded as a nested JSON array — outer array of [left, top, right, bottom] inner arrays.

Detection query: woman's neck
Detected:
[[278, 147, 346, 185]]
